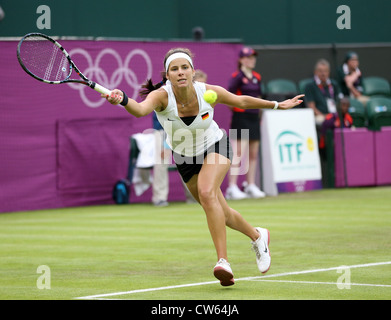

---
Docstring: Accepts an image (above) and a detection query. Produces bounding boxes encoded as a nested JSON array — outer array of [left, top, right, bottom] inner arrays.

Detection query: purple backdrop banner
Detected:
[[334, 127, 391, 188], [334, 128, 375, 187], [0, 40, 242, 213], [374, 127, 391, 185]]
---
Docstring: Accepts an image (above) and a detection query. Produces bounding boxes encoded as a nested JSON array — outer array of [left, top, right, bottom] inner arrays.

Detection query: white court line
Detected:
[[239, 261, 391, 281], [75, 261, 391, 300], [251, 279, 391, 288]]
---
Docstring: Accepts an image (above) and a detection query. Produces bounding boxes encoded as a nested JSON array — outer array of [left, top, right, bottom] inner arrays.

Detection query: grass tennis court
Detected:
[[0, 187, 390, 300]]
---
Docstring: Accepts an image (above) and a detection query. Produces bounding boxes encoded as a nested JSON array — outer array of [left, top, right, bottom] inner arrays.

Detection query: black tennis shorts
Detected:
[[231, 112, 261, 140], [173, 132, 233, 183]]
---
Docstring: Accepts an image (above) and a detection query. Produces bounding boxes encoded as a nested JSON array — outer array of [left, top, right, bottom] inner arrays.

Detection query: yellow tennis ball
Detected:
[[203, 90, 218, 104]]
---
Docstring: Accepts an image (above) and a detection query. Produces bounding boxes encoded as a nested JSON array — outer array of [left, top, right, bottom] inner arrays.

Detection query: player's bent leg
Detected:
[[217, 189, 259, 241]]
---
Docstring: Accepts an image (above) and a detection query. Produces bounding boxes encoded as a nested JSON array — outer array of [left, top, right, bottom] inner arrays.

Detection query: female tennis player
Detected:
[[102, 48, 304, 286]]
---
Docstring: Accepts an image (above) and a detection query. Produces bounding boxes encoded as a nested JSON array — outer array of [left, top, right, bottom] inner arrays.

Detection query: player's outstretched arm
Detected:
[[102, 89, 164, 117], [208, 85, 304, 110]]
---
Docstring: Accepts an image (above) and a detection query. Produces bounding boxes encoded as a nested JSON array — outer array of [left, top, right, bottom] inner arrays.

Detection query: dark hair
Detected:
[[139, 71, 167, 97], [139, 48, 194, 97]]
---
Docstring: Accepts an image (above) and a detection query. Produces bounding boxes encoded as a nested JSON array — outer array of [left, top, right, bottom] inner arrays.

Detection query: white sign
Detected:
[[261, 109, 322, 195]]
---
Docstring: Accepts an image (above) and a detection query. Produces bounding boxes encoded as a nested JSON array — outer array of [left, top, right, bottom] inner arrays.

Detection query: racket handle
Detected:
[[91, 82, 111, 96]]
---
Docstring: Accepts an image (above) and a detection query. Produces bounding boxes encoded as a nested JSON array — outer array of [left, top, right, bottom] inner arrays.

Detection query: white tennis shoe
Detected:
[[225, 184, 247, 200], [213, 258, 235, 286], [243, 183, 266, 199], [251, 227, 271, 273]]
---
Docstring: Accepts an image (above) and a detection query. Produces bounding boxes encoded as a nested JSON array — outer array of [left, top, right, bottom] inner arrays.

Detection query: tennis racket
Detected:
[[16, 32, 111, 96]]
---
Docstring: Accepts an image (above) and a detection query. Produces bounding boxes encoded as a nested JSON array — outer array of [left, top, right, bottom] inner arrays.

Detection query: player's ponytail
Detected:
[[139, 72, 167, 97]]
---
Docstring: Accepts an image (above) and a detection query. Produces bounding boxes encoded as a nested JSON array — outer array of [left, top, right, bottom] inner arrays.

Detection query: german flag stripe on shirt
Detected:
[[201, 112, 209, 120]]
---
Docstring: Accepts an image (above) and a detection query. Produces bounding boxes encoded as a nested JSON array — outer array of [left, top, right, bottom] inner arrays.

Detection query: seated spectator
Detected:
[[319, 97, 353, 149], [318, 97, 353, 188], [337, 52, 369, 105], [304, 59, 343, 127]]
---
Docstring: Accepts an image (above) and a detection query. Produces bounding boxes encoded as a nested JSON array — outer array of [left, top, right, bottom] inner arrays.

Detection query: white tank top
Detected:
[[155, 81, 223, 157]]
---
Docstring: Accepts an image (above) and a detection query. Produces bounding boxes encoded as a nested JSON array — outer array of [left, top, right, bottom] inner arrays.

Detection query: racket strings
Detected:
[[19, 36, 70, 82]]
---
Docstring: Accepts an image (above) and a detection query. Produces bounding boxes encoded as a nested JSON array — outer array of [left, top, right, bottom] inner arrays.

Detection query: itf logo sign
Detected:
[[275, 130, 316, 166], [261, 109, 322, 195]]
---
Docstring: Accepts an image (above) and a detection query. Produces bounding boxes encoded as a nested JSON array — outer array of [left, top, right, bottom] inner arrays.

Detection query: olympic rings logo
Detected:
[[67, 48, 153, 108]]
